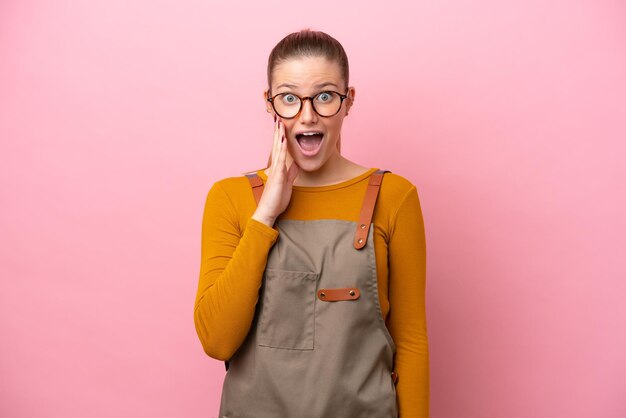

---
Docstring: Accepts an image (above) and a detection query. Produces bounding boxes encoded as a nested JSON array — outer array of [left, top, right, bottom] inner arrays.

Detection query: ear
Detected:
[[345, 86, 356, 116], [263, 89, 273, 114]]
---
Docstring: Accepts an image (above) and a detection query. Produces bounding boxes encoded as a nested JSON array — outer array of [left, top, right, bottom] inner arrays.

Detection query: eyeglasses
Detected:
[[267, 90, 350, 119]]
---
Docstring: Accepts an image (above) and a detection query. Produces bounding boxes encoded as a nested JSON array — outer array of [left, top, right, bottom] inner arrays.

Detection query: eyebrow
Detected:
[[275, 82, 339, 90]]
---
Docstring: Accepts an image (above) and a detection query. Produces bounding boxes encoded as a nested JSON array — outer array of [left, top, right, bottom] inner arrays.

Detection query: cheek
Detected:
[[281, 121, 295, 136], [326, 119, 343, 135]]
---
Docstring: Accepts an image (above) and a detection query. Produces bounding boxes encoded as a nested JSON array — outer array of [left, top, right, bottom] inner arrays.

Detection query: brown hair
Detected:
[[245, 29, 350, 175], [267, 29, 349, 95]]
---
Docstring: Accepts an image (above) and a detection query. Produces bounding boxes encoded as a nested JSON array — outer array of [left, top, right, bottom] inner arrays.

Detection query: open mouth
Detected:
[[295, 132, 324, 156]]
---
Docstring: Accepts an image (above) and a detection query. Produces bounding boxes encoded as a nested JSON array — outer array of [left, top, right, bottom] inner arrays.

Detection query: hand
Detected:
[[251, 116, 300, 227]]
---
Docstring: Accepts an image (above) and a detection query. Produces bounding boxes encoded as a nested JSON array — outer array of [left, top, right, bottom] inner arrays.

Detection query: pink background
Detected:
[[1, 1, 625, 417]]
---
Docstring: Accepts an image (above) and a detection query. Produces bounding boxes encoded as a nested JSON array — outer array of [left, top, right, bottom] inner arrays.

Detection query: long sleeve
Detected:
[[387, 185, 430, 417], [193, 181, 279, 360]]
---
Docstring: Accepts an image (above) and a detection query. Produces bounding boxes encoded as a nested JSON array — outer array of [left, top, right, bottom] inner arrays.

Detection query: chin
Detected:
[[293, 157, 325, 173]]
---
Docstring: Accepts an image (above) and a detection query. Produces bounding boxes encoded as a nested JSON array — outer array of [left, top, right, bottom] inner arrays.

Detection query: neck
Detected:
[[291, 153, 357, 187]]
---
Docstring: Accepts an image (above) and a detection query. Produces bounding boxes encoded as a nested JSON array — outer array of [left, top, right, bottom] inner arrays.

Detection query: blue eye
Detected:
[[317, 92, 332, 102], [281, 94, 298, 104]]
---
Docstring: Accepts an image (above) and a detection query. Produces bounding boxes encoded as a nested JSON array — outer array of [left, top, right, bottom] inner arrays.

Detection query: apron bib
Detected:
[[219, 169, 398, 418]]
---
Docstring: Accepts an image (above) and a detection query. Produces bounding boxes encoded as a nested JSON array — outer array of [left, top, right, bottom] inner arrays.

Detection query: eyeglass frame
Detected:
[[266, 90, 351, 119]]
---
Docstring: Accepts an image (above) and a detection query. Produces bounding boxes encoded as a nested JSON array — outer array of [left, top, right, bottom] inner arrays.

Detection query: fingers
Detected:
[[278, 124, 287, 168], [270, 117, 285, 177], [269, 115, 279, 174], [274, 119, 286, 171]]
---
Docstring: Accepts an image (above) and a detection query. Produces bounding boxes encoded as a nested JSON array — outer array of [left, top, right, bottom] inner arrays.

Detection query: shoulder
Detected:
[[379, 170, 419, 201], [202, 174, 258, 232], [213, 174, 252, 193], [206, 173, 255, 206], [377, 171, 425, 238], [370, 170, 421, 229]]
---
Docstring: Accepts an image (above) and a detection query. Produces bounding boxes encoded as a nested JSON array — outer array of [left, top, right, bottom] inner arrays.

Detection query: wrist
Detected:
[[251, 212, 276, 227]]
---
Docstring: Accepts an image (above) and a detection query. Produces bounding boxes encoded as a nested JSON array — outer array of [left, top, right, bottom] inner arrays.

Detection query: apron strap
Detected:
[[353, 169, 390, 250], [245, 169, 390, 251], [245, 173, 264, 206]]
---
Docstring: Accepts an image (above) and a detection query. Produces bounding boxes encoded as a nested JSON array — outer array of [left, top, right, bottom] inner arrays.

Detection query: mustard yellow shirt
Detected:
[[194, 167, 429, 417]]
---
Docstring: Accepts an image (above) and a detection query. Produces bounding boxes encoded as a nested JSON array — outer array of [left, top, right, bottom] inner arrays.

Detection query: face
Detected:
[[264, 56, 355, 174]]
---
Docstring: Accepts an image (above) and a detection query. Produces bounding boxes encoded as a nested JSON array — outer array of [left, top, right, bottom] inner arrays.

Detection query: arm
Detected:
[[193, 181, 279, 360], [387, 185, 430, 417]]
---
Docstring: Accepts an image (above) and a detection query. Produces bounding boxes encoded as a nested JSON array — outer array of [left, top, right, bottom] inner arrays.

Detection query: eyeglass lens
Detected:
[[273, 92, 343, 118]]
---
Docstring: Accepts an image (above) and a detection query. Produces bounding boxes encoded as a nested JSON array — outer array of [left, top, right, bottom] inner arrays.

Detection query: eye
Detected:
[[316, 92, 332, 102], [281, 94, 299, 104]]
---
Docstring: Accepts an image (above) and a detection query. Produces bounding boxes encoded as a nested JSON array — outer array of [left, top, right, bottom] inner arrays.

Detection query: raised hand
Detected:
[[251, 117, 300, 227]]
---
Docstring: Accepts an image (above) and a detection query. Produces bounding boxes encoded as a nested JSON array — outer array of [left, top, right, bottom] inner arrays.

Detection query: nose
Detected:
[[299, 97, 318, 124]]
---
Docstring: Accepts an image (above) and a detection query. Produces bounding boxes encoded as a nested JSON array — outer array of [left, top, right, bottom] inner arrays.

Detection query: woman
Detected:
[[194, 29, 429, 417]]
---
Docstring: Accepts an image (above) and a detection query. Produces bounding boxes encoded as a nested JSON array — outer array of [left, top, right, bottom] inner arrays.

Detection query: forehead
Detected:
[[272, 56, 343, 91]]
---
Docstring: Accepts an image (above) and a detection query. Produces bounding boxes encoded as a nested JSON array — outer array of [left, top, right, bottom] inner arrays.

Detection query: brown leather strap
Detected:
[[317, 287, 360, 302], [245, 169, 390, 249], [245, 173, 264, 206], [354, 169, 390, 250]]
